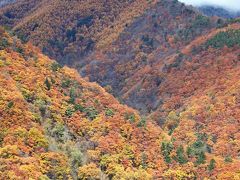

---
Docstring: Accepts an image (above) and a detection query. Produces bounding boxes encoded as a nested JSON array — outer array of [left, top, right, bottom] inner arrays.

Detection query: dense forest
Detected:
[[0, 0, 240, 179], [0, 28, 165, 179]]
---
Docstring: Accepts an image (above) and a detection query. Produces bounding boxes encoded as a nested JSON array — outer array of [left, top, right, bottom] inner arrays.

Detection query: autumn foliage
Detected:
[[0, 28, 165, 179], [0, 0, 240, 179]]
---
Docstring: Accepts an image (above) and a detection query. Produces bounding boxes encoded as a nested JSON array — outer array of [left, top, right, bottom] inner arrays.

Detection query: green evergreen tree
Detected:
[[45, 78, 51, 91], [161, 142, 173, 164], [196, 151, 206, 165], [174, 145, 188, 164], [208, 159, 216, 171]]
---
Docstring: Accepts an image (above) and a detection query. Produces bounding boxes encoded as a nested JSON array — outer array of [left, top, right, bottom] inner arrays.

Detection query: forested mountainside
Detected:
[[198, 6, 240, 19], [81, 1, 221, 114], [0, 0, 227, 115], [0, 0, 158, 63], [0, 28, 164, 179], [2, 23, 240, 179], [1, 0, 240, 179]]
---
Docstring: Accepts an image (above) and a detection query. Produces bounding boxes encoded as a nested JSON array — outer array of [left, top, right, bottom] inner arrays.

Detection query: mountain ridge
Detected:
[[198, 5, 240, 18]]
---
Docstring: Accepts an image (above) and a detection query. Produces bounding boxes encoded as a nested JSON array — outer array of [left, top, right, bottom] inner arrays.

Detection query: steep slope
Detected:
[[2, 22, 240, 179], [1, 24, 240, 179], [0, 28, 165, 179], [150, 24, 240, 178], [0, 0, 224, 114], [81, 0, 222, 113], [150, 23, 240, 122], [1, 0, 240, 179], [0, 0, 157, 64]]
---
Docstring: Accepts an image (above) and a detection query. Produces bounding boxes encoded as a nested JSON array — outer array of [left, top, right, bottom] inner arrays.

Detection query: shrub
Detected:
[[124, 113, 136, 123], [30, 53, 38, 61], [141, 152, 148, 169], [0, 145, 19, 158], [84, 107, 98, 120], [104, 85, 113, 94], [224, 155, 233, 163], [78, 163, 101, 180], [192, 15, 210, 28], [21, 89, 35, 103], [38, 175, 50, 180], [50, 77, 56, 84], [4, 11, 15, 19], [177, 15, 210, 41], [65, 107, 75, 117], [141, 35, 154, 48], [16, 31, 28, 43], [161, 142, 173, 164], [163, 169, 196, 179], [33, 113, 41, 123], [45, 78, 51, 91], [7, 101, 14, 109], [52, 123, 65, 142], [66, 28, 76, 42], [165, 111, 179, 135], [205, 30, 240, 49], [227, 18, 240, 24], [138, 117, 147, 128], [40, 153, 71, 179], [68, 88, 76, 104], [51, 62, 62, 72], [35, 99, 47, 117], [105, 108, 114, 117], [0, 38, 9, 50], [48, 39, 65, 52], [77, 16, 94, 27], [69, 148, 83, 173], [0, 129, 6, 146], [0, 60, 4, 67], [28, 128, 49, 149], [39, 105, 47, 117], [61, 79, 71, 88], [74, 104, 85, 112], [208, 159, 216, 171], [15, 46, 24, 54]]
